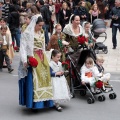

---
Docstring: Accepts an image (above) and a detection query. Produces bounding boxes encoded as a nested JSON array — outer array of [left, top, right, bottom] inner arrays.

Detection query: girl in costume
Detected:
[[47, 24, 69, 61], [50, 49, 70, 111], [18, 15, 54, 109], [82, 21, 96, 49]]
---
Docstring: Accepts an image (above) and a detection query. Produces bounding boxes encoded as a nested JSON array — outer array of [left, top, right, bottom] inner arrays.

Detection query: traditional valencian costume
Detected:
[[18, 15, 53, 109], [50, 60, 70, 103], [63, 15, 83, 52]]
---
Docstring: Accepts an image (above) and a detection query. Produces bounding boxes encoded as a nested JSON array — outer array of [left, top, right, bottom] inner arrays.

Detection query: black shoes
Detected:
[[112, 46, 116, 49], [8, 68, 14, 73], [55, 106, 63, 112]]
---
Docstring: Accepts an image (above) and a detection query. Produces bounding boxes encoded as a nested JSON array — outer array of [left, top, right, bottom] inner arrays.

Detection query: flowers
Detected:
[[62, 61, 70, 70], [95, 80, 103, 89], [27, 56, 38, 68], [77, 35, 87, 45]]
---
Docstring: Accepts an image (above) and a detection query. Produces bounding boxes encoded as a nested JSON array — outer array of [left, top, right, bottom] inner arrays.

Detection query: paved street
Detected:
[[0, 27, 120, 120]]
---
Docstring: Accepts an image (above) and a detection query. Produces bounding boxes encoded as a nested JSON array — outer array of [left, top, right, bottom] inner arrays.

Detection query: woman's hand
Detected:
[[62, 41, 69, 46]]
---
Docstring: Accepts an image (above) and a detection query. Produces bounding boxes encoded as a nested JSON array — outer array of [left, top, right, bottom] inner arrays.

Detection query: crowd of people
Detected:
[[0, 0, 120, 111]]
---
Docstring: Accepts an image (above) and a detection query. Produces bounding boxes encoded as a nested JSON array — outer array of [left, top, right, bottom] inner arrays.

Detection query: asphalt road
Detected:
[[0, 53, 120, 120]]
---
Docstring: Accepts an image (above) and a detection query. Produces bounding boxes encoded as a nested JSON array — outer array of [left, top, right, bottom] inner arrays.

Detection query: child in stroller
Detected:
[[80, 57, 99, 89], [95, 55, 111, 90], [68, 49, 117, 104]]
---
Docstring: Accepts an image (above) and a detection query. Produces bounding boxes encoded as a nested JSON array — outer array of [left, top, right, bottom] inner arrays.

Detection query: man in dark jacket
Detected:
[[109, 0, 120, 49], [8, 5, 20, 51]]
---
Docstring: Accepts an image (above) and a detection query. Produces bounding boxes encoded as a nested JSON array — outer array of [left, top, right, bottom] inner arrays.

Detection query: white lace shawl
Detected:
[[63, 23, 83, 37], [18, 15, 43, 80]]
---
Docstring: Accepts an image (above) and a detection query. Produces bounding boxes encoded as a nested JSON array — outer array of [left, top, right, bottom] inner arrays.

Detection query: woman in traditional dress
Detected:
[[18, 15, 54, 109], [63, 15, 83, 52]]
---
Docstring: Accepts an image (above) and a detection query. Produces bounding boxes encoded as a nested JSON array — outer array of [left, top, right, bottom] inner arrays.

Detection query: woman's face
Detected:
[[81, 2, 86, 7], [72, 16, 80, 26], [35, 22, 44, 31], [55, 25, 62, 33], [63, 3, 67, 10], [49, 0, 52, 5]]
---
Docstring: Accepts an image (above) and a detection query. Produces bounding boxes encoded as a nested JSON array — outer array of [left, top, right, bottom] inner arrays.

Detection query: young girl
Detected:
[[47, 24, 69, 61], [95, 55, 111, 88], [21, 14, 32, 32], [83, 22, 96, 48], [50, 49, 70, 111], [89, 4, 101, 23], [80, 57, 99, 90]]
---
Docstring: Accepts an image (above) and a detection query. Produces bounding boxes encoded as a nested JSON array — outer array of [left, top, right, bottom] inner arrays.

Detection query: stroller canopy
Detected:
[[91, 19, 106, 35]]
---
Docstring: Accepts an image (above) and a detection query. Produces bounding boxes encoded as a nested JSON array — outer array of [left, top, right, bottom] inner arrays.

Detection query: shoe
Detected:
[[54, 105, 63, 112], [101, 87, 109, 93], [112, 46, 116, 49], [8, 68, 14, 73]]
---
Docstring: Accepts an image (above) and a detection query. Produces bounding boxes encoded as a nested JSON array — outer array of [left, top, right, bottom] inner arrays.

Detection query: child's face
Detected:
[[85, 62, 93, 69], [24, 17, 31, 25], [52, 53, 61, 63], [0, 20, 6, 26], [96, 60, 104, 66], [56, 26, 62, 33], [94, 6, 98, 11], [1, 29, 7, 36], [84, 23, 90, 32]]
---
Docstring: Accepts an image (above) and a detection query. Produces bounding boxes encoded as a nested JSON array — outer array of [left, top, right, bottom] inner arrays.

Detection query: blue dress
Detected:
[[19, 67, 54, 109]]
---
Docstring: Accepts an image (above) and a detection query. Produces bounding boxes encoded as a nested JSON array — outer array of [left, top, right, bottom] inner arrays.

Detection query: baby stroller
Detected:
[[91, 19, 108, 54], [67, 49, 117, 104]]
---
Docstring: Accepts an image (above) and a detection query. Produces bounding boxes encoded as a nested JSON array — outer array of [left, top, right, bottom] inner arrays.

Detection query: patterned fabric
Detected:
[[33, 50, 53, 102]]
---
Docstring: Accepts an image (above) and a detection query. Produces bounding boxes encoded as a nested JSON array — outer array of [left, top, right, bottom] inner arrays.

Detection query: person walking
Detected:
[[109, 0, 120, 49]]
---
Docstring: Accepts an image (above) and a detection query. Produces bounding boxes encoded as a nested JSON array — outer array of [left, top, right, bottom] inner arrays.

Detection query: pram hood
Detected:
[[68, 49, 96, 70], [91, 19, 106, 35]]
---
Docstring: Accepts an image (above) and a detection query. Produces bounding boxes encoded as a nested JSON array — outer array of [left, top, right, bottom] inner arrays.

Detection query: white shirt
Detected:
[[3, 35, 7, 45]]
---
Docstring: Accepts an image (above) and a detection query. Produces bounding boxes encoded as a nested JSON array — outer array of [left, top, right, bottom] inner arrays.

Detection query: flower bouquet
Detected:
[[62, 61, 69, 70], [95, 80, 103, 89], [27, 56, 38, 68], [77, 34, 87, 48]]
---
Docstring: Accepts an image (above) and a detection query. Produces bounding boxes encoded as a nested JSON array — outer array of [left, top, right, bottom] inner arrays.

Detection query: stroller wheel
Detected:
[[87, 97, 94, 104], [98, 95, 104, 102], [94, 49, 99, 54], [102, 95, 106, 101], [113, 93, 117, 99], [109, 93, 117, 99], [103, 49, 108, 54], [80, 90, 86, 96], [109, 93, 114, 99]]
